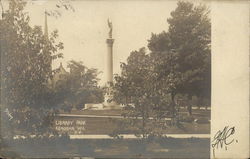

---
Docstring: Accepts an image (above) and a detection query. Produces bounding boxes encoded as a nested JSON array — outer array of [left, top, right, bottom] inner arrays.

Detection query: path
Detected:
[[70, 134, 210, 139]]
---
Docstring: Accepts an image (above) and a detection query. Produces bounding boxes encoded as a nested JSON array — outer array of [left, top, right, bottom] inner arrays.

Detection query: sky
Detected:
[[22, 0, 178, 85]]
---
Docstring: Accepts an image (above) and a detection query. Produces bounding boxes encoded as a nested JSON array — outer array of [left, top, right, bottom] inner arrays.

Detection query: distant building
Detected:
[[44, 13, 68, 88], [49, 62, 69, 88]]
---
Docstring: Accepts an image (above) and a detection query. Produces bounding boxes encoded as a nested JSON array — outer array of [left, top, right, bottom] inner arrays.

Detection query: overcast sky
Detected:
[[23, 1, 178, 85]]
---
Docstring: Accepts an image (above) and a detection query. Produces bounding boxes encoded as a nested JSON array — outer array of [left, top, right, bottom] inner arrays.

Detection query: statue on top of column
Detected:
[[107, 18, 112, 38]]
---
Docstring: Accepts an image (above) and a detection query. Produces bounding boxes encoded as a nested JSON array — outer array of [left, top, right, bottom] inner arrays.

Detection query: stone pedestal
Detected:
[[103, 86, 120, 109]]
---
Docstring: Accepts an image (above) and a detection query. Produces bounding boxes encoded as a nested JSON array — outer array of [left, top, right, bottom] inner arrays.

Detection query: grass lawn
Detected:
[[1, 137, 210, 158], [1, 109, 210, 158], [55, 108, 210, 135], [54, 116, 210, 134], [66, 107, 210, 119]]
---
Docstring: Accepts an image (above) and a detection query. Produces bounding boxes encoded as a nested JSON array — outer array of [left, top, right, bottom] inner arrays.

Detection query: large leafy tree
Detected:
[[148, 1, 211, 115], [113, 48, 172, 138], [112, 2, 211, 137], [52, 60, 103, 111], [0, 0, 63, 136]]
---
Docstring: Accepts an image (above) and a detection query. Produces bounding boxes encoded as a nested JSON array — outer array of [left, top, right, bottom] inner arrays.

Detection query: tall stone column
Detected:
[[106, 38, 114, 85], [103, 19, 119, 109], [104, 38, 115, 108]]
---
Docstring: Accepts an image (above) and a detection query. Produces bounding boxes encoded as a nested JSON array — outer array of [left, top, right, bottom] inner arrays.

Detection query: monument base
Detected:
[[84, 103, 104, 110], [84, 103, 121, 110], [102, 91, 121, 109], [103, 103, 122, 110]]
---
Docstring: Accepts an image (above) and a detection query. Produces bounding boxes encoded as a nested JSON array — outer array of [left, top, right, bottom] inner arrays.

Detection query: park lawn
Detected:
[[1, 137, 210, 158], [55, 108, 210, 135], [65, 107, 210, 119], [55, 116, 210, 134]]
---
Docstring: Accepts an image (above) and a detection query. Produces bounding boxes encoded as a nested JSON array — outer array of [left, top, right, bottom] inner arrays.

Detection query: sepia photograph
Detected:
[[1, 0, 248, 158]]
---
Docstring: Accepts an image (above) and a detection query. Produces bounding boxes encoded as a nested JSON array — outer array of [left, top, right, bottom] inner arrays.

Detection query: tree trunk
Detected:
[[142, 109, 146, 138], [170, 93, 177, 126], [187, 94, 192, 116], [171, 92, 176, 117]]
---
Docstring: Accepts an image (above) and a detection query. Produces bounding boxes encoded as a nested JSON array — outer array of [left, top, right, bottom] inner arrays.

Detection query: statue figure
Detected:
[[107, 18, 112, 38]]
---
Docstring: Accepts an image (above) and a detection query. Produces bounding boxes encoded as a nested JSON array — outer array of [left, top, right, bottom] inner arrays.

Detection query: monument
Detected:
[[106, 19, 114, 84], [85, 19, 120, 110], [103, 19, 119, 109]]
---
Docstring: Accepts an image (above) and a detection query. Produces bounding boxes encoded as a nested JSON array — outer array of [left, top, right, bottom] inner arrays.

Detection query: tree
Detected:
[[113, 48, 172, 138], [150, 50, 182, 118], [112, 2, 211, 137], [148, 1, 211, 115], [0, 0, 63, 136], [148, 31, 170, 53], [0, 0, 75, 19], [52, 60, 103, 111]]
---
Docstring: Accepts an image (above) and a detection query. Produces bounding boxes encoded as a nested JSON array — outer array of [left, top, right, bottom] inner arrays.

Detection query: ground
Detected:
[[1, 108, 211, 158], [1, 137, 210, 158], [56, 107, 210, 135]]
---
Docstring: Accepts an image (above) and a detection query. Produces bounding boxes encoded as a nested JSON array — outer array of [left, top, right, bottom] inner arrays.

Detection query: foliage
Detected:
[[113, 48, 173, 137], [148, 1, 211, 114], [168, 1, 211, 97], [52, 60, 103, 111], [0, 0, 63, 136], [113, 1, 211, 137]]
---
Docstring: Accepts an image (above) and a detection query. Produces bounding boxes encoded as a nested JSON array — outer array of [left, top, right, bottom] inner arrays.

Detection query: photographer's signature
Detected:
[[211, 126, 238, 158]]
